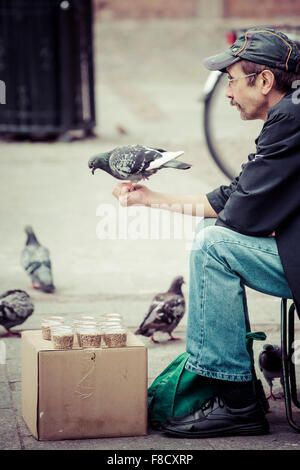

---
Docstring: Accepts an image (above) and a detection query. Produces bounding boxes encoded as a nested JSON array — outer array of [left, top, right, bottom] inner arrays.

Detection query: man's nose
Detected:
[[225, 84, 233, 99]]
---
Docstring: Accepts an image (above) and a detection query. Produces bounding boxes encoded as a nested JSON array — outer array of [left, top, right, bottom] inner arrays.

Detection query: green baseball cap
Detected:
[[203, 27, 300, 73]]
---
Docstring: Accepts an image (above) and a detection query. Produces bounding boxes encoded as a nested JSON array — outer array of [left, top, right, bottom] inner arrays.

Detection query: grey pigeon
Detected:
[[0, 289, 34, 337], [88, 144, 191, 183], [258, 344, 284, 400], [135, 276, 185, 343], [21, 226, 55, 293]]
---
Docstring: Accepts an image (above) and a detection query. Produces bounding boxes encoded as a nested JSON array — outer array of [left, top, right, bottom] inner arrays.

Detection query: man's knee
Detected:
[[192, 225, 225, 253]]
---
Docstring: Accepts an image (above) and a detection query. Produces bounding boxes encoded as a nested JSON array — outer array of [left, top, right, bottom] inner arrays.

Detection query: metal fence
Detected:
[[0, 0, 96, 138]]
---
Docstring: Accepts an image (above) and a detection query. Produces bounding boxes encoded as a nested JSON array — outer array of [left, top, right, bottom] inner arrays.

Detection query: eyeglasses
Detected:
[[227, 72, 260, 84]]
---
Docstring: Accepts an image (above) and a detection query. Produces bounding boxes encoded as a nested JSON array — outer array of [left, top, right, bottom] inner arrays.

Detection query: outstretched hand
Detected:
[[112, 182, 153, 207]]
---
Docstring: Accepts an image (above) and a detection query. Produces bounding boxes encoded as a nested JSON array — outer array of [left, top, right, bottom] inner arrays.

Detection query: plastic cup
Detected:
[[102, 327, 127, 348], [41, 319, 62, 340], [78, 324, 101, 349], [74, 319, 98, 347], [51, 325, 74, 350]]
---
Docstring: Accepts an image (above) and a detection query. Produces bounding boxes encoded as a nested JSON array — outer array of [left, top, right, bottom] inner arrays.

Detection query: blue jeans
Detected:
[[185, 219, 293, 382]]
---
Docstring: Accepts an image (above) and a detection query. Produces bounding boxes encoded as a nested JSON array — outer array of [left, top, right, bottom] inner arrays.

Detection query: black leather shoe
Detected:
[[161, 396, 269, 438]]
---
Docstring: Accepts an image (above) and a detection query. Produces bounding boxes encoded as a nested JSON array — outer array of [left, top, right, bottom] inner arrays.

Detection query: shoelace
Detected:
[[200, 395, 224, 414]]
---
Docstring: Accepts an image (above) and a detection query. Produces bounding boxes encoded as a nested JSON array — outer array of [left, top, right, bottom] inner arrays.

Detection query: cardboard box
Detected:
[[21, 330, 148, 440]]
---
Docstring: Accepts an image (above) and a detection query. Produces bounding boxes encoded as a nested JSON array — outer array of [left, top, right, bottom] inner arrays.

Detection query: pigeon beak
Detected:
[[89, 162, 95, 175]]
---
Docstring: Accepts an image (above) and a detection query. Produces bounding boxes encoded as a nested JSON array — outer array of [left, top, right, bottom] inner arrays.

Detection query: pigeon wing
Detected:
[[135, 293, 170, 335], [258, 348, 282, 380], [167, 295, 185, 320], [21, 245, 51, 274], [109, 145, 162, 180], [158, 294, 185, 333]]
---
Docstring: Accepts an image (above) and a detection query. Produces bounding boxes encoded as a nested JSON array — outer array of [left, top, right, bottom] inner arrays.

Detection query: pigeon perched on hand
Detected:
[[88, 144, 191, 183], [259, 344, 284, 400], [0, 289, 34, 337], [21, 226, 55, 293], [135, 276, 185, 343]]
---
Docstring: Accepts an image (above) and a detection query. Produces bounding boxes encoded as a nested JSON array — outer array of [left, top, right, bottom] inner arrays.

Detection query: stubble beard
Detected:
[[231, 99, 254, 121]]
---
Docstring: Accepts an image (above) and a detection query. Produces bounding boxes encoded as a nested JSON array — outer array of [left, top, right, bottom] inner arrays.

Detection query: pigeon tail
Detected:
[[135, 328, 150, 337], [162, 159, 191, 170], [25, 226, 40, 246]]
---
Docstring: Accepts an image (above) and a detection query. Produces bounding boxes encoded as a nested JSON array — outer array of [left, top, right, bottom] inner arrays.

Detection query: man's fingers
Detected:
[[113, 182, 148, 207], [119, 190, 138, 207], [112, 182, 133, 199], [119, 195, 128, 206]]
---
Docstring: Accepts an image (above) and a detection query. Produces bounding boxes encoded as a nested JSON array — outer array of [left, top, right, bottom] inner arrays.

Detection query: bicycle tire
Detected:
[[203, 73, 262, 181], [203, 73, 234, 181]]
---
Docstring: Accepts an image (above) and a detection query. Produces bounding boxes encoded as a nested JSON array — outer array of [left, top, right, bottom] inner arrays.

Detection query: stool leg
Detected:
[[288, 303, 300, 408], [281, 299, 300, 432]]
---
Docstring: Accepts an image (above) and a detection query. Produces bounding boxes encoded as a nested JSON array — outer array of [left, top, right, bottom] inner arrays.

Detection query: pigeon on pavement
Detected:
[[258, 344, 284, 400], [88, 144, 191, 183], [135, 276, 185, 343], [21, 226, 55, 293], [0, 289, 34, 337]]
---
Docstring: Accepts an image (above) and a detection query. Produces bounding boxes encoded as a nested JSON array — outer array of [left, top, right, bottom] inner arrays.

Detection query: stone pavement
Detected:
[[1, 17, 300, 451]]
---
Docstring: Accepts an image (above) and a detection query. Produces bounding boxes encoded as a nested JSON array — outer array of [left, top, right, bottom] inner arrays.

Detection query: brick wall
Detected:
[[223, 0, 300, 18], [94, 0, 198, 19], [93, 0, 300, 19]]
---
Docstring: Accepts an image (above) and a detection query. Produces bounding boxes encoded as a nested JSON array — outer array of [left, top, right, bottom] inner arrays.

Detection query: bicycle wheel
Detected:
[[203, 72, 263, 181]]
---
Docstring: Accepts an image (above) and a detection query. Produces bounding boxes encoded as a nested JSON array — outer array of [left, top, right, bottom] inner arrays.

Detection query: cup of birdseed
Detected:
[[41, 319, 62, 340], [78, 324, 102, 349], [74, 320, 98, 347], [51, 325, 74, 350], [102, 326, 127, 348]]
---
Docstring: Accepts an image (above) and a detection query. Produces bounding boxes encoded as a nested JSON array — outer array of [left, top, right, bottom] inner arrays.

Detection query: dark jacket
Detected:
[[206, 88, 300, 312]]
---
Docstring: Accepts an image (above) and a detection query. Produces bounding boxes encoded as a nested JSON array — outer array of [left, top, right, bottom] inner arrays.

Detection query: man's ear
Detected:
[[259, 70, 275, 95]]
